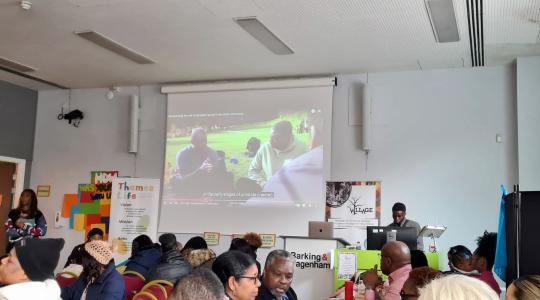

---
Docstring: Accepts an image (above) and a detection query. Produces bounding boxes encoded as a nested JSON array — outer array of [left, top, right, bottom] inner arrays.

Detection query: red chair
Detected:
[[55, 271, 78, 288], [123, 273, 146, 300], [141, 280, 173, 300], [132, 291, 158, 300]]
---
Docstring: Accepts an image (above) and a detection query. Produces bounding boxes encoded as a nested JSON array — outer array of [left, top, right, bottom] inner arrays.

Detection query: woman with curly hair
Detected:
[[4, 189, 47, 253], [61, 240, 125, 299], [400, 266, 441, 300]]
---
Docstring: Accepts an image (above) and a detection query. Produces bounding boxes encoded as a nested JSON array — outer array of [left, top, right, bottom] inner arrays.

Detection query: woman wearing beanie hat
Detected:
[[4, 189, 47, 253], [61, 240, 125, 300]]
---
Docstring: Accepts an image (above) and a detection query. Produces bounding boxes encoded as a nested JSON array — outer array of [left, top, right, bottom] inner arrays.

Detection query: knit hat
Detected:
[[15, 238, 65, 281], [85, 240, 113, 265], [392, 202, 406, 212]]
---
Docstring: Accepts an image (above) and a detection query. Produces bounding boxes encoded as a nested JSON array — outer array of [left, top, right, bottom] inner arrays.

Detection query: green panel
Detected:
[[333, 249, 440, 291], [80, 200, 100, 214]]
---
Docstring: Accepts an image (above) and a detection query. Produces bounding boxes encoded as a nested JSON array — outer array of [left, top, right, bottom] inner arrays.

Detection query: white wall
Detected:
[[332, 65, 518, 267], [31, 64, 518, 273], [517, 56, 540, 191]]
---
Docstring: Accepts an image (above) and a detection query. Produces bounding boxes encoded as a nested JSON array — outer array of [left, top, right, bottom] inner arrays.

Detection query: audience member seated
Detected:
[[444, 245, 478, 276], [507, 275, 540, 300], [472, 231, 501, 296], [212, 250, 261, 300], [256, 250, 297, 300], [418, 274, 499, 300], [243, 233, 263, 271], [410, 250, 428, 269], [400, 266, 441, 300], [146, 233, 192, 283], [0, 238, 64, 300], [362, 241, 412, 300], [125, 234, 161, 279], [229, 238, 260, 273], [64, 228, 104, 268], [181, 236, 216, 270], [169, 268, 224, 300], [61, 240, 125, 300]]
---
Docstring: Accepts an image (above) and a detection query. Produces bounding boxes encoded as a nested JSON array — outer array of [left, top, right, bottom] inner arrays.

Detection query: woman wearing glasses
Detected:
[[212, 250, 261, 300]]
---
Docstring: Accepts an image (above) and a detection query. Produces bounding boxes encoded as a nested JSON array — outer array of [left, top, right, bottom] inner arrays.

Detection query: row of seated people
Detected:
[[2, 230, 540, 300]]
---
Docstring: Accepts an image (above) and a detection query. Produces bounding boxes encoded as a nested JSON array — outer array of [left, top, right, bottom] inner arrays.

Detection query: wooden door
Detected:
[[0, 161, 16, 255]]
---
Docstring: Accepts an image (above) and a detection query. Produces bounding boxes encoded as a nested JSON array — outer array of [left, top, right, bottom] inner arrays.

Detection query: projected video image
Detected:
[[163, 104, 324, 207]]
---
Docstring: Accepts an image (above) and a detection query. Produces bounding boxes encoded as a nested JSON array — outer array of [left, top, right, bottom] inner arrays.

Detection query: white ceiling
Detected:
[[0, 0, 539, 90]]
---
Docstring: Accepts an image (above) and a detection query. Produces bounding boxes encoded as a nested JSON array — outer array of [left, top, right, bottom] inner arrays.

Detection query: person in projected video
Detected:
[[172, 128, 228, 197], [248, 111, 323, 206], [247, 120, 308, 188]]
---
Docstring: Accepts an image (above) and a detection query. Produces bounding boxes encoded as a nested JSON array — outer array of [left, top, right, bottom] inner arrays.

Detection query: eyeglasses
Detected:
[[400, 290, 419, 299], [240, 276, 260, 284]]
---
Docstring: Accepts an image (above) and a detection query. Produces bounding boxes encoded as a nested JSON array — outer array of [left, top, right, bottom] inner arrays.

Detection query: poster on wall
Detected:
[[326, 181, 381, 247], [109, 177, 161, 264]]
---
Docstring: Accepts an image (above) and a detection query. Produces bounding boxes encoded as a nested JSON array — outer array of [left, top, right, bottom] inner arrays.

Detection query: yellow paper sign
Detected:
[[204, 232, 220, 246], [36, 185, 50, 197], [260, 234, 276, 248]]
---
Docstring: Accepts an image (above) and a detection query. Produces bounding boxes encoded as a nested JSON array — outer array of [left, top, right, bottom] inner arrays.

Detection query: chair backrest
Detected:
[[55, 272, 78, 288], [124, 274, 146, 300], [132, 291, 158, 300], [144, 285, 167, 300]]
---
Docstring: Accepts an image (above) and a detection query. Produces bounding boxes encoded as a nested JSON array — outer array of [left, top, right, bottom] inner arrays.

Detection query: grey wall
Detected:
[[332, 65, 518, 261], [32, 65, 519, 273], [0, 80, 38, 186], [517, 56, 540, 191]]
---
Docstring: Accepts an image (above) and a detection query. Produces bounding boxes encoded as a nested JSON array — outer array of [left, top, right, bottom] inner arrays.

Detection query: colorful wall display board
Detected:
[[61, 171, 118, 240], [109, 177, 161, 264], [326, 181, 381, 246]]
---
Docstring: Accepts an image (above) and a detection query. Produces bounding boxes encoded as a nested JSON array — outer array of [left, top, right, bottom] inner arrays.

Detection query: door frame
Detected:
[[0, 156, 26, 208]]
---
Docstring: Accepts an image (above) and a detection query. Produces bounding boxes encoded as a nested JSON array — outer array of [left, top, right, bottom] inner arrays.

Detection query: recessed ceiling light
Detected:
[[425, 0, 460, 43], [234, 17, 294, 55], [74, 30, 155, 64]]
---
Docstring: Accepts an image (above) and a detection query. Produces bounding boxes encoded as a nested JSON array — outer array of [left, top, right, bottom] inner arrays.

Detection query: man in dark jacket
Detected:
[[146, 233, 192, 283], [256, 250, 297, 300]]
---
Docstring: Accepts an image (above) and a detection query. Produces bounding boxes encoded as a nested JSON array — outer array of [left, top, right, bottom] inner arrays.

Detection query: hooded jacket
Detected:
[[146, 249, 192, 283], [0, 279, 61, 300]]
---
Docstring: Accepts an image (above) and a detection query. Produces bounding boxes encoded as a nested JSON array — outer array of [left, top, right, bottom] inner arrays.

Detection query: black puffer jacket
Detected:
[[146, 249, 192, 283]]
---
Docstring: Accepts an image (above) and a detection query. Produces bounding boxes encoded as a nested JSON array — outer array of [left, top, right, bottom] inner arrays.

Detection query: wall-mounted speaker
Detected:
[[129, 94, 139, 153], [362, 83, 371, 152]]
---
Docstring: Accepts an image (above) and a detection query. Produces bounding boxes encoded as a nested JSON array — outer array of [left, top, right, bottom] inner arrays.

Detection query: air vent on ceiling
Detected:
[[234, 17, 294, 55], [74, 30, 155, 64], [0, 56, 36, 72], [466, 0, 484, 67]]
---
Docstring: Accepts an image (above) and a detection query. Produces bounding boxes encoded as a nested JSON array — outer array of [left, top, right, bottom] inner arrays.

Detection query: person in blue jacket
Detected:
[[61, 240, 125, 300], [124, 234, 161, 279], [4, 189, 47, 253]]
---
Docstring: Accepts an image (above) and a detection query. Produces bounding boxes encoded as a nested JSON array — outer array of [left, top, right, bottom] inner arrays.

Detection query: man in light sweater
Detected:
[[0, 238, 65, 300], [248, 120, 308, 188]]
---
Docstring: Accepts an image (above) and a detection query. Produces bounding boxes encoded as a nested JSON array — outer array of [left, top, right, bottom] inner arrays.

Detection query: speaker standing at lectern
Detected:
[[387, 202, 423, 250]]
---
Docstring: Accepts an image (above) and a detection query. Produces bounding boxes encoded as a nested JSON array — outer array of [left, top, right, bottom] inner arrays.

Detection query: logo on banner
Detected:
[[347, 197, 374, 215], [291, 252, 331, 269]]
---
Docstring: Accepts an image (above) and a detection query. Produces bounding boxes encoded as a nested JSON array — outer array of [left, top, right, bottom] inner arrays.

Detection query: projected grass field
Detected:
[[165, 113, 311, 186]]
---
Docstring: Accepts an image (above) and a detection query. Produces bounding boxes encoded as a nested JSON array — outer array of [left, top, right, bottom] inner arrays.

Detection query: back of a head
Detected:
[[243, 232, 262, 252], [159, 233, 177, 252], [407, 267, 441, 290], [418, 275, 499, 300], [182, 236, 208, 253], [170, 268, 224, 300], [229, 238, 256, 259], [272, 121, 293, 137], [474, 231, 498, 269], [411, 250, 429, 269], [512, 275, 540, 300], [212, 251, 256, 286], [15, 238, 65, 281], [132, 234, 154, 255], [448, 245, 473, 266]]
